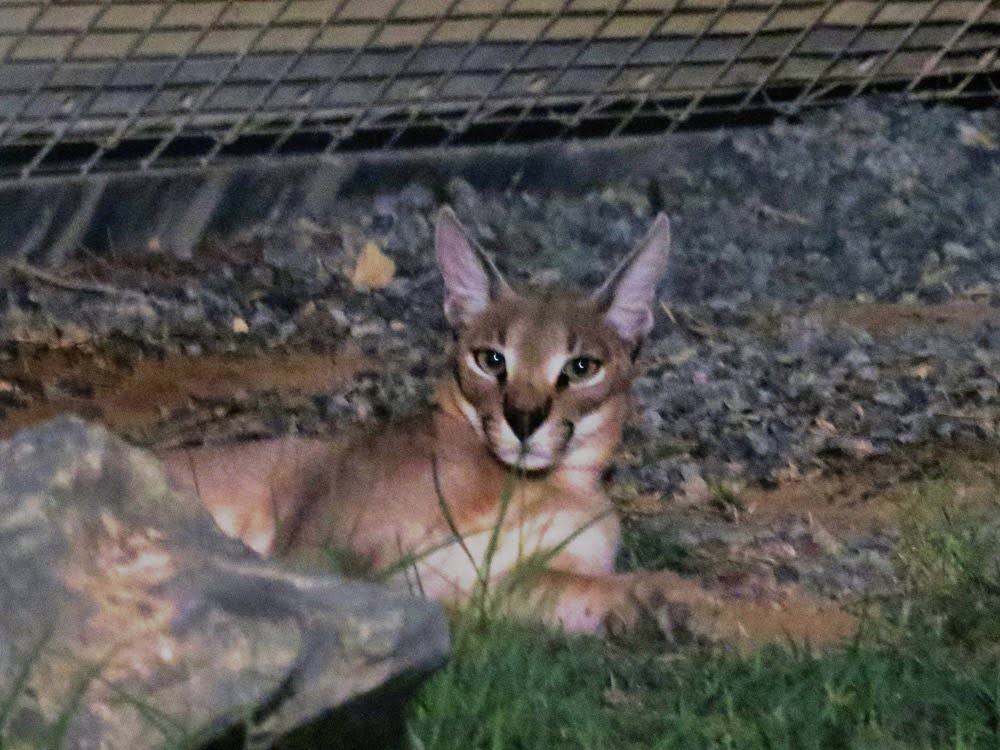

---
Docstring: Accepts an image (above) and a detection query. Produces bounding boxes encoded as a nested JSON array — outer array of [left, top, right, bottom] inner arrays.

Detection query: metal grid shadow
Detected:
[[1, 0, 998, 181]]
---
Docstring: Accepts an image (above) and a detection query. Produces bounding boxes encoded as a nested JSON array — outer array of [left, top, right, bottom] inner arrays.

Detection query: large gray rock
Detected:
[[0, 417, 448, 749]]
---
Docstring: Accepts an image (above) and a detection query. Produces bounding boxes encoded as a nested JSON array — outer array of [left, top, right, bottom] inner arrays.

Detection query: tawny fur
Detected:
[[159, 295, 650, 633], [158, 208, 853, 644]]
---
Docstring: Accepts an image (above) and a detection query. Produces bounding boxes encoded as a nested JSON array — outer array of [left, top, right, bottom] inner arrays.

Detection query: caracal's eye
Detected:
[[473, 348, 507, 377], [562, 356, 602, 383]]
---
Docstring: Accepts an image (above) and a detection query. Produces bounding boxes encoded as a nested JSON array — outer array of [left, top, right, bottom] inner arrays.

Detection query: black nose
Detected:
[[503, 402, 549, 442]]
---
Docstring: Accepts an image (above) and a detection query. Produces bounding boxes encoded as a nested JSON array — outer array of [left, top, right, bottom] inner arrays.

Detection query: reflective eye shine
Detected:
[[473, 348, 506, 377], [562, 357, 602, 383]]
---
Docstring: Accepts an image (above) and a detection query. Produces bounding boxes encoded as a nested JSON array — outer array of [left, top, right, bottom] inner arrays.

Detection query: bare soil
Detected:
[[2, 102, 998, 648], [1, 300, 996, 649], [0, 344, 367, 439], [813, 300, 1000, 338]]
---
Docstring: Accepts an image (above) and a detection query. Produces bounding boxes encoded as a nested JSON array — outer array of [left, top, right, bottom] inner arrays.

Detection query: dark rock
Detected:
[[0, 417, 448, 750]]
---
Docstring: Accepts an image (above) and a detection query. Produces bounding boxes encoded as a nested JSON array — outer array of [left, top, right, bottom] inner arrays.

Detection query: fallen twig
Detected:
[[3, 262, 159, 304]]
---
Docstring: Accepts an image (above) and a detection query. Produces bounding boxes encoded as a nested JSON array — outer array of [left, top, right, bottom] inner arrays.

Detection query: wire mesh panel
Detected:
[[0, 0, 997, 180]]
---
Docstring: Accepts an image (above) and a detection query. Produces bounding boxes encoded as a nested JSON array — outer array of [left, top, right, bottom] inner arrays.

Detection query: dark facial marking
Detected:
[[481, 413, 495, 438], [562, 419, 575, 443], [502, 397, 551, 442]]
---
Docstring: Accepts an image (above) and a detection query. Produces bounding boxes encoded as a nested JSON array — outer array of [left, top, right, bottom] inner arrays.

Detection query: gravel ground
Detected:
[[1, 98, 999, 607]]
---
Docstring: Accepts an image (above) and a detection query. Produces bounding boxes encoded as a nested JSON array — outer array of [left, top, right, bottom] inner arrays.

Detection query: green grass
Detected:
[[407, 476, 1000, 750], [890, 478, 1000, 650], [12, 610, 1000, 750], [6, 475, 1000, 749], [619, 522, 701, 575], [409, 618, 1000, 750]]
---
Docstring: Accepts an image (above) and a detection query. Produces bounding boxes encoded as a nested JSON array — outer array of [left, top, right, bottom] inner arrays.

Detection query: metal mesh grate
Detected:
[[1, 0, 998, 181]]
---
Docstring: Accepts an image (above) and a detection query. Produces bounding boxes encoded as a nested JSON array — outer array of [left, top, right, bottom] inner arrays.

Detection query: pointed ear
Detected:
[[592, 213, 671, 343], [435, 205, 512, 327]]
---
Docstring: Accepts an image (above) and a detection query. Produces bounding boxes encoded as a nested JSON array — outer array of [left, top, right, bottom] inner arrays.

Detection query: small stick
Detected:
[[3, 261, 156, 304]]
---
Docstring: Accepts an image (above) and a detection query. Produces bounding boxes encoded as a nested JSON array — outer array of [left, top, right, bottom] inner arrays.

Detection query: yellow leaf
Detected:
[[351, 241, 396, 290], [814, 417, 837, 434], [958, 123, 998, 151]]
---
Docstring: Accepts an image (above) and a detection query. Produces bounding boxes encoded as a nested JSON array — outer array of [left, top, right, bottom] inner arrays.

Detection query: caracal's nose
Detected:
[[503, 399, 549, 442]]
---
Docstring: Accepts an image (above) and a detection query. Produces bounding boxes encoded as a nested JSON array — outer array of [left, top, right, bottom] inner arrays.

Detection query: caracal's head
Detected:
[[435, 206, 671, 474]]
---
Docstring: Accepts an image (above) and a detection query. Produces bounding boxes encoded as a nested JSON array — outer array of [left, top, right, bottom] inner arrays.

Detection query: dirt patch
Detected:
[[0, 335, 994, 650], [0, 344, 368, 439], [713, 588, 859, 648], [0, 102, 998, 653], [619, 444, 1000, 649], [738, 460, 913, 536], [813, 300, 1000, 338], [740, 447, 1000, 533]]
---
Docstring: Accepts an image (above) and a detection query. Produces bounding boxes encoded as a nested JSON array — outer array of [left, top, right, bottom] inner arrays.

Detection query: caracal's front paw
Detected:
[[604, 570, 724, 645]]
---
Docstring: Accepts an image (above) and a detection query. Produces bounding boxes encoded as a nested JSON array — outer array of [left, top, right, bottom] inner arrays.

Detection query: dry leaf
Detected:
[[919, 264, 956, 287], [813, 417, 837, 435], [351, 241, 396, 290], [674, 475, 711, 506], [910, 362, 931, 379], [961, 281, 994, 300], [666, 346, 698, 367], [772, 463, 802, 484], [231, 317, 249, 335], [833, 436, 878, 459], [958, 122, 998, 151]]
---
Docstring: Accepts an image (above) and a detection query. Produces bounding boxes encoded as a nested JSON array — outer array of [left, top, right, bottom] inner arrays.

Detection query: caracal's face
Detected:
[[434, 206, 671, 475], [451, 290, 636, 473]]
